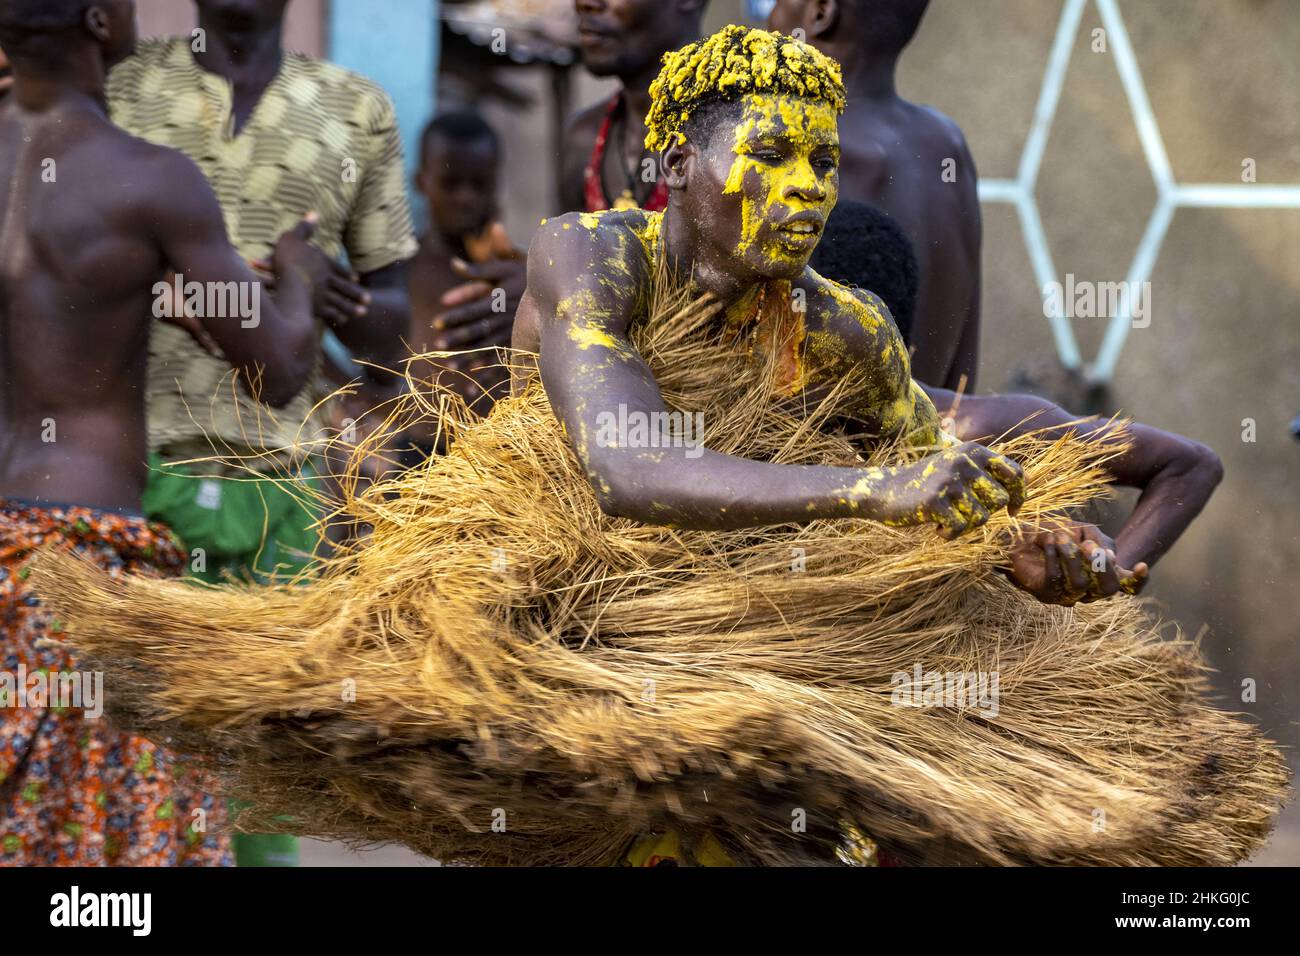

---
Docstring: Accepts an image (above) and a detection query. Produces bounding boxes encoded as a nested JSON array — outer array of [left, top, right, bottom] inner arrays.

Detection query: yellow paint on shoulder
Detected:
[[566, 323, 619, 351]]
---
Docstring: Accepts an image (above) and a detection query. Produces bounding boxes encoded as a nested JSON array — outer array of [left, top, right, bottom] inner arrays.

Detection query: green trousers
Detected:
[[143, 454, 323, 866]]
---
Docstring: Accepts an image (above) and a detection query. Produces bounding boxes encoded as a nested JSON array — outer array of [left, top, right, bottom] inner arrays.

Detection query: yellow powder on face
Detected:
[[721, 94, 839, 264]]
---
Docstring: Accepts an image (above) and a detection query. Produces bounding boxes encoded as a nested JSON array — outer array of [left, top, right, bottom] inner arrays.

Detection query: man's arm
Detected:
[[143, 148, 319, 408], [533, 215, 1024, 535], [926, 386, 1223, 568]]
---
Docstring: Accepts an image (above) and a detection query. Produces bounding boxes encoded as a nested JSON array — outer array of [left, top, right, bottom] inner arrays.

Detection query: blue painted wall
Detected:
[[325, 0, 439, 373], [327, 0, 440, 180]]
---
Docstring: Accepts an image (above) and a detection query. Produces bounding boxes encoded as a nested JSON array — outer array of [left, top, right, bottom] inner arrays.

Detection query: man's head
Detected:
[[809, 200, 918, 343], [767, 0, 929, 58], [649, 25, 846, 282], [193, 0, 291, 36], [574, 0, 708, 82], [416, 111, 501, 240], [0, 0, 136, 70]]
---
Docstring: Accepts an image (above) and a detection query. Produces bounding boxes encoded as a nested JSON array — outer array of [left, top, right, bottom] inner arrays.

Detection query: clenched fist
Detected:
[[875, 442, 1026, 539]]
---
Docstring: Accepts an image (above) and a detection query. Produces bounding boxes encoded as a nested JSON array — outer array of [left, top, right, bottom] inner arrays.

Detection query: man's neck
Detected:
[[192, 15, 284, 86], [7, 56, 108, 115], [619, 23, 703, 126], [618, 67, 657, 130], [838, 51, 902, 104], [661, 206, 760, 306]]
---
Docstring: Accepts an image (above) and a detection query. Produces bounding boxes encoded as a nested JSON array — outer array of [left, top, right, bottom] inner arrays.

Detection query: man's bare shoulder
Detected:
[[526, 209, 656, 308], [802, 268, 900, 341], [905, 102, 973, 156], [801, 268, 909, 376], [96, 127, 213, 218]]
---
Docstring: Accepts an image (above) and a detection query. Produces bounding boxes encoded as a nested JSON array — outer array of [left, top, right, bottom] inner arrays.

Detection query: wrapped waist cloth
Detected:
[[0, 498, 231, 866]]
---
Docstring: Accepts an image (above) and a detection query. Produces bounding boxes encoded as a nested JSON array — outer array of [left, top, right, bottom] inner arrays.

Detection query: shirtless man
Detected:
[[515, 26, 1025, 540], [560, 0, 709, 214], [768, 0, 980, 391], [0, 0, 324, 865]]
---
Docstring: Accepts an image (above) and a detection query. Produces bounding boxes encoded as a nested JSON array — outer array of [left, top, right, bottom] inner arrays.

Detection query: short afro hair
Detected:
[[644, 25, 846, 153], [0, 0, 91, 55], [420, 111, 501, 161], [810, 200, 919, 344]]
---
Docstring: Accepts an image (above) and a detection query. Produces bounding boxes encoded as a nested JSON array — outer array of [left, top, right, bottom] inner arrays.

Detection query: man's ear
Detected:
[[661, 138, 693, 190], [414, 166, 434, 197], [810, 0, 841, 40], [84, 5, 111, 44]]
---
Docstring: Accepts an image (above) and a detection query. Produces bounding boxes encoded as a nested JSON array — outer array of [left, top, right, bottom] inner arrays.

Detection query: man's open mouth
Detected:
[[774, 215, 825, 246], [776, 213, 825, 235]]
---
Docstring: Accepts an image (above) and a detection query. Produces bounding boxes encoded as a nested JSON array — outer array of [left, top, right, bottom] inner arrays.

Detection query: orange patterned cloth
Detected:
[[0, 500, 231, 866]]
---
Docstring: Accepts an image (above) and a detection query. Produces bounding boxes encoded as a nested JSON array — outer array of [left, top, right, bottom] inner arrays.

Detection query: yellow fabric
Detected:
[[107, 38, 418, 459]]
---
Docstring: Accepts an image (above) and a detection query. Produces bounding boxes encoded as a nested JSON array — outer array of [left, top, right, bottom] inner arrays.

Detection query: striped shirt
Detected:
[[107, 37, 417, 461]]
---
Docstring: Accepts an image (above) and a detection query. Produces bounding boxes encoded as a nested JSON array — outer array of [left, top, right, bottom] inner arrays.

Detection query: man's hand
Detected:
[[156, 270, 221, 356], [270, 213, 331, 288], [876, 442, 1025, 539], [312, 264, 370, 330], [268, 214, 374, 333], [253, 252, 370, 333], [432, 222, 524, 351], [1006, 520, 1149, 605]]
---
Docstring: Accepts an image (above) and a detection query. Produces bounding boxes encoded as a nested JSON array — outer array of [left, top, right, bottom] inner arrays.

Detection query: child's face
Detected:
[[418, 136, 499, 240]]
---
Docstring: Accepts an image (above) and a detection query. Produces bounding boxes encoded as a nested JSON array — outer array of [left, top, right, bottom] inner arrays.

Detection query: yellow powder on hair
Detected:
[[644, 25, 846, 154]]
